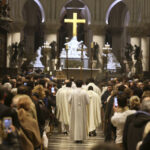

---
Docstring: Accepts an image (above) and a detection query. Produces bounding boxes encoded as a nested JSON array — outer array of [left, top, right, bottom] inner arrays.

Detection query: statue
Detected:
[[31, 47, 44, 68], [11, 42, 18, 64], [124, 43, 133, 61], [93, 42, 99, 60], [134, 45, 141, 60], [50, 41, 57, 59]]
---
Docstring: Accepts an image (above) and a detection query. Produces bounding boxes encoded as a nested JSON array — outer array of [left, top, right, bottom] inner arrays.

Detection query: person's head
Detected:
[[17, 95, 33, 111], [142, 91, 150, 101], [66, 81, 72, 87], [107, 84, 113, 92], [18, 85, 31, 96], [11, 95, 22, 109], [117, 92, 128, 108], [141, 97, 150, 113], [92, 143, 121, 150], [32, 85, 45, 99], [76, 80, 83, 88], [118, 84, 126, 92], [70, 76, 75, 82], [88, 86, 93, 91], [129, 96, 141, 110], [3, 82, 12, 92]]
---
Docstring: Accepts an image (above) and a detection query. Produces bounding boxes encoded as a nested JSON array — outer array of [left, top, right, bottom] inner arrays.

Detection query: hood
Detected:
[[133, 111, 150, 127], [87, 90, 95, 99]]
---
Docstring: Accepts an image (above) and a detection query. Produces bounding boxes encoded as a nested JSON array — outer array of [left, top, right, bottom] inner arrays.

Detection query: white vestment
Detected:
[[87, 83, 101, 96], [56, 87, 72, 125], [69, 88, 89, 141], [87, 90, 101, 132]]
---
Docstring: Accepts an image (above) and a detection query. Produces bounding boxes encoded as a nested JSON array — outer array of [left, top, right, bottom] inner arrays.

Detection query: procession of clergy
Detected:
[[56, 79, 101, 143]]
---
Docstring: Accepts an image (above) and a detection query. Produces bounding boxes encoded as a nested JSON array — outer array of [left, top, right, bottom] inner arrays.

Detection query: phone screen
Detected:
[[51, 87, 55, 93], [114, 97, 118, 107], [24, 82, 27, 86], [3, 117, 12, 132]]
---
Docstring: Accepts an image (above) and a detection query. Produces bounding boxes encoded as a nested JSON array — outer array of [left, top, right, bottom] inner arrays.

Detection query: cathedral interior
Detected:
[[1, 1, 150, 150], [0, 0, 150, 80]]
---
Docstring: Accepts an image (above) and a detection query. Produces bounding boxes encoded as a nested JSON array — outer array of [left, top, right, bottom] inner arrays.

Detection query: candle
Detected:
[[66, 44, 68, 50], [91, 42, 94, 48]]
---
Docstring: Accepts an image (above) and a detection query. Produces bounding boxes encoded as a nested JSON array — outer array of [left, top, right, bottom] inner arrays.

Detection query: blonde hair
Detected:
[[12, 94, 22, 108], [17, 95, 33, 111], [129, 96, 140, 110], [32, 85, 45, 99]]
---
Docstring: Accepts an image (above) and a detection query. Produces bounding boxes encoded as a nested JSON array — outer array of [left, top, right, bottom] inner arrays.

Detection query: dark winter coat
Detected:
[[123, 111, 150, 150]]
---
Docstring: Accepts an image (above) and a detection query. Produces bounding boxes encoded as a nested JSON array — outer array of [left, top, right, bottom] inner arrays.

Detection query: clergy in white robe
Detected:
[[87, 86, 101, 134], [56, 81, 72, 133], [87, 82, 101, 96], [69, 80, 89, 142]]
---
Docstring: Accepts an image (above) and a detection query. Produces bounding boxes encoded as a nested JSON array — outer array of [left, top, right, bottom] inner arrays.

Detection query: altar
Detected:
[[60, 36, 89, 69]]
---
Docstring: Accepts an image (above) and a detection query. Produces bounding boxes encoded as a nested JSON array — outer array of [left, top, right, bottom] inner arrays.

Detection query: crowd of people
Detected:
[[0, 71, 149, 150]]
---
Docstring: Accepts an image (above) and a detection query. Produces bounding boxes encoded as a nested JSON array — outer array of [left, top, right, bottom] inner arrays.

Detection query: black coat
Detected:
[[123, 111, 150, 150], [140, 131, 150, 150]]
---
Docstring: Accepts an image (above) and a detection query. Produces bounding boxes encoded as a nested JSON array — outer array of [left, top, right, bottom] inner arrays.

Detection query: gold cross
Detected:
[[64, 13, 86, 37]]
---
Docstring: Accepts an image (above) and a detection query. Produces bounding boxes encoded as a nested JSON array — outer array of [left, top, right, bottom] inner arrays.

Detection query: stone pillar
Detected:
[[44, 23, 60, 43], [90, 25, 106, 71], [130, 37, 140, 46], [141, 37, 150, 71], [93, 35, 105, 67], [45, 34, 57, 43]]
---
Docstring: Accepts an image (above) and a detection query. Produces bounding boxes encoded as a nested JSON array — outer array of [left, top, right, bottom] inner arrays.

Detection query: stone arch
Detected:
[[57, 0, 91, 24], [22, 0, 45, 68], [105, 0, 129, 25], [105, 0, 130, 72], [33, 0, 45, 23]]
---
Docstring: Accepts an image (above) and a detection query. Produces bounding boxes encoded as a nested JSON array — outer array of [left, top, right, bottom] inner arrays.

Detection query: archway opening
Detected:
[[105, 1, 130, 71], [22, 0, 45, 67], [58, 0, 91, 58]]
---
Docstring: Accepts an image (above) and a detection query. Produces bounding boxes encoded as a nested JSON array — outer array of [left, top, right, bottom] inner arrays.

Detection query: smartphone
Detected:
[[3, 117, 12, 132], [51, 87, 55, 93], [24, 82, 27, 86], [114, 97, 118, 107]]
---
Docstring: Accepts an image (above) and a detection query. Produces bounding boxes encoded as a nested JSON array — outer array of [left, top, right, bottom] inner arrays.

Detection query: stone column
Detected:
[[44, 23, 60, 43], [141, 37, 150, 71], [130, 37, 140, 46], [90, 25, 106, 71]]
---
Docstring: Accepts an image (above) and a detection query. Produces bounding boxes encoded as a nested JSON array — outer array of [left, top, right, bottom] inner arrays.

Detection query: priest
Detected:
[[56, 80, 72, 134], [69, 80, 89, 143], [86, 78, 101, 96], [87, 86, 101, 136]]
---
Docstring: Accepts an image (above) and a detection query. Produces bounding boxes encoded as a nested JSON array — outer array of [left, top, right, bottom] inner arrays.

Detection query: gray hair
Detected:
[[3, 82, 12, 91], [141, 98, 150, 112]]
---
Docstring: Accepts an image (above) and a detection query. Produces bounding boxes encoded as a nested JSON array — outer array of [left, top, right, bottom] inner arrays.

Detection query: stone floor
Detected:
[[48, 129, 104, 150]]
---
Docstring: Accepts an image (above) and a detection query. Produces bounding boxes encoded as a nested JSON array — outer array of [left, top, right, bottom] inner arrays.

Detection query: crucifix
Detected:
[[77, 44, 87, 79], [64, 13, 86, 37]]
